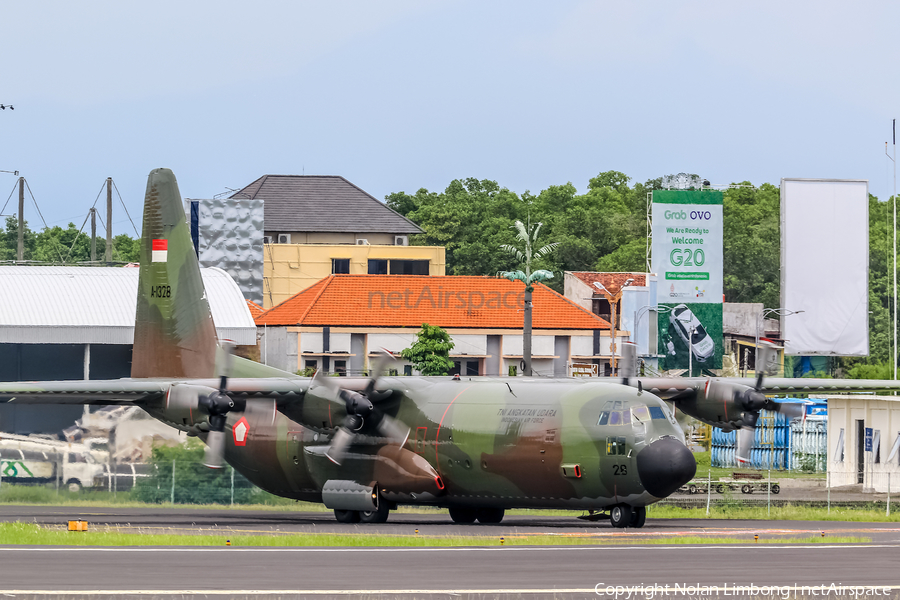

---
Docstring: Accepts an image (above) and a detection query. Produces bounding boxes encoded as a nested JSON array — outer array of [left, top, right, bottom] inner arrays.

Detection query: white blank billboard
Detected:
[[781, 179, 868, 356]]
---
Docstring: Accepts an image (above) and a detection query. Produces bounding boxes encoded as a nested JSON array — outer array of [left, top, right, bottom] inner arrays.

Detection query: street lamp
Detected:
[[755, 308, 804, 375], [593, 279, 634, 375], [633, 304, 672, 375]]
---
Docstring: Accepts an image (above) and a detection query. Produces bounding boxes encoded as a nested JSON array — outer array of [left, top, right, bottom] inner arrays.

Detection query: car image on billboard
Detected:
[[670, 304, 715, 362]]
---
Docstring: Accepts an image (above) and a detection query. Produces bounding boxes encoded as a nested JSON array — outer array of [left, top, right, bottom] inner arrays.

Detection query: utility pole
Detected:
[[90, 208, 97, 262], [105, 177, 113, 263], [17, 177, 24, 262]]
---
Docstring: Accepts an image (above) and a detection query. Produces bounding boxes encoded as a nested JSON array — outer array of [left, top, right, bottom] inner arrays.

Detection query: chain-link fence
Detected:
[[131, 460, 276, 505]]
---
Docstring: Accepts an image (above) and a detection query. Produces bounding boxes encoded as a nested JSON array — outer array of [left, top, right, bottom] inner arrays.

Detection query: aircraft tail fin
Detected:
[[132, 168, 218, 378]]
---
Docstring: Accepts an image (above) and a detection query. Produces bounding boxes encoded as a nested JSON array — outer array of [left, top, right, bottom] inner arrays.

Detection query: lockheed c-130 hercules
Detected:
[[2, 168, 898, 528]]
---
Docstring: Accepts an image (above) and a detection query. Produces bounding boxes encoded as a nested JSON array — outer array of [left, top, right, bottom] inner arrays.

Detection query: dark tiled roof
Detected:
[[230, 175, 422, 235]]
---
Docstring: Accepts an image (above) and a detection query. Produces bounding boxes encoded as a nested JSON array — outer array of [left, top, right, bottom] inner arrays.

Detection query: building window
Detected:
[[304, 360, 318, 373], [389, 260, 429, 275], [403, 364, 412, 376], [465, 360, 479, 376], [368, 259, 388, 275], [332, 258, 350, 274], [334, 360, 347, 376], [874, 430, 882, 463], [834, 428, 844, 462], [449, 361, 461, 376]]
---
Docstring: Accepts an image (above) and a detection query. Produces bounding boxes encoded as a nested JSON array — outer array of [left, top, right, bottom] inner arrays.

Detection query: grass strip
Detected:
[[0, 523, 871, 547], [645, 504, 900, 522]]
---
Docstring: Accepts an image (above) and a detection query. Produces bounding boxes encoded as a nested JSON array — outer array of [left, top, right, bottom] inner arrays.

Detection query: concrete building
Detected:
[[220, 175, 446, 308], [0, 266, 256, 433], [564, 272, 657, 374], [827, 395, 900, 493], [263, 243, 445, 309], [255, 274, 620, 377]]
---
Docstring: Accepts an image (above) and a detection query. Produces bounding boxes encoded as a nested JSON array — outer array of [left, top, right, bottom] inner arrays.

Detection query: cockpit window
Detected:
[[607, 411, 631, 426], [648, 406, 667, 420], [631, 405, 650, 422]]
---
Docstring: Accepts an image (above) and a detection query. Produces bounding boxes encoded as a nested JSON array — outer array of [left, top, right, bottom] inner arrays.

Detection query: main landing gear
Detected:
[[448, 506, 506, 524], [609, 504, 646, 528], [334, 501, 393, 524]]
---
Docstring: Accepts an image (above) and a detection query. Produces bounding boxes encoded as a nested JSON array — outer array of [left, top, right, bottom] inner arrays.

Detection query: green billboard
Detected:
[[652, 190, 724, 372]]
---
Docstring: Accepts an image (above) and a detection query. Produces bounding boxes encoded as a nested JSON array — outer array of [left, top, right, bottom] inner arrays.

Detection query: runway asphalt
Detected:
[[0, 506, 898, 599]]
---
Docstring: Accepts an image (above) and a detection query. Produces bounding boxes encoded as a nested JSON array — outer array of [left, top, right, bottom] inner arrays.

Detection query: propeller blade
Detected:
[[364, 350, 396, 396], [735, 427, 755, 465], [377, 413, 411, 447], [203, 429, 226, 469], [325, 427, 355, 466], [311, 370, 342, 403], [772, 402, 805, 419]]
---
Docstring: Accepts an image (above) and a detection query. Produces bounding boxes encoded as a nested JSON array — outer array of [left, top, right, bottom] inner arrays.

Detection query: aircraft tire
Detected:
[[609, 504, 632, 528], [741, 484, 752, 494], [771, 484, 780, 494], [334, 509, 361, 524], [448, 507, 478, 523], [476, 507, 505, 524], [630, 506, 646, 528], [360, 501, 391, 524]]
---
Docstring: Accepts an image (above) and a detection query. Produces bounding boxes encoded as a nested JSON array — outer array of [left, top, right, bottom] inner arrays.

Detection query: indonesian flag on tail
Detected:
[[152, 239, 168, 262]]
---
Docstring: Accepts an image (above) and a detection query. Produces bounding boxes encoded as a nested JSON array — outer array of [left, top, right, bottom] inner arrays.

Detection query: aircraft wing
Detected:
[[634, 378, 702, 400], [0, 378, 310, 406], [0, 379, 170, 405], [636, 376, 900, 399], [736, 377, 900, 394]]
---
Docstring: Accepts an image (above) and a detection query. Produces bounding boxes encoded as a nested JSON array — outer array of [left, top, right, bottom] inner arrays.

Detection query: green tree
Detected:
[[722, 183, 781, 307], [499, 219, 558, 376], [0, 216, 139, 264], [400, 323, 455, 375]]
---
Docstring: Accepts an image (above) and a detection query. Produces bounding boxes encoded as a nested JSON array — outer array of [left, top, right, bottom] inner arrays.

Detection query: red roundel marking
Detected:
[[233, 416, 250, 447]]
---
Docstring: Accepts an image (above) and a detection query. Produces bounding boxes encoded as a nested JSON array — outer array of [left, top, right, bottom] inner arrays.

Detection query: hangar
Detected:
[[0, 266, 256, 433]]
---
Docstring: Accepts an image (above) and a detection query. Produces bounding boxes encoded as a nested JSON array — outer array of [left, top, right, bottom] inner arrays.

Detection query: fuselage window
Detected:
[[598, 411, 609, 426]]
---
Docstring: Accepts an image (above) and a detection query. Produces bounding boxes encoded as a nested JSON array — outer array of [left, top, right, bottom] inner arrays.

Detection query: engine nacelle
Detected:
[[676, 379, 760, 430], [147, 383, 218, 429]]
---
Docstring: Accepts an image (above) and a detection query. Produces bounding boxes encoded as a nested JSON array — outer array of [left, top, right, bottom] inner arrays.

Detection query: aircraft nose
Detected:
[[636, 437, 696, 498]]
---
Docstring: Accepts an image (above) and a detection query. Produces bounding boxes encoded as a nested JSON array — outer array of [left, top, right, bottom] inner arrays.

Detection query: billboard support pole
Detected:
[[887, 124, 897, 382]]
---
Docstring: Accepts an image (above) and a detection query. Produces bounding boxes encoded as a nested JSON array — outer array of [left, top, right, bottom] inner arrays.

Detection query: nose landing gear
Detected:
[[609, 504, 646, 528]]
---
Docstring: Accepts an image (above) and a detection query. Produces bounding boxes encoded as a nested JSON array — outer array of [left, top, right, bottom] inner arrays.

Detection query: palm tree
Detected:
[[499, 218, 558, 376]]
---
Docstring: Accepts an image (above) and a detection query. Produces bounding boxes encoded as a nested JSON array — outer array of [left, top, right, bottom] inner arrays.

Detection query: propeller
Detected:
[[733, 341, 804, 465], [199, 343, 243, 469], [314, 352, 410, 466]]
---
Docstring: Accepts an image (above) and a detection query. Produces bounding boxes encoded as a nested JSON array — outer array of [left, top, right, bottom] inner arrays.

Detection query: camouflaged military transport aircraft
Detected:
[[2, 168, 899, 528]]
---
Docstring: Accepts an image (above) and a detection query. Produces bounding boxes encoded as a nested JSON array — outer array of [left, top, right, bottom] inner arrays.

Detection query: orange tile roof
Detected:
[[246, 300, 265, 319], [571, 272, 648, 295], [256, 275, 610, 330]]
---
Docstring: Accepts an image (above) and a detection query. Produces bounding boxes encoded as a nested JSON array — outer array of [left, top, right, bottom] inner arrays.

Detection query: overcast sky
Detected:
[[1, 1, 898, 235]]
